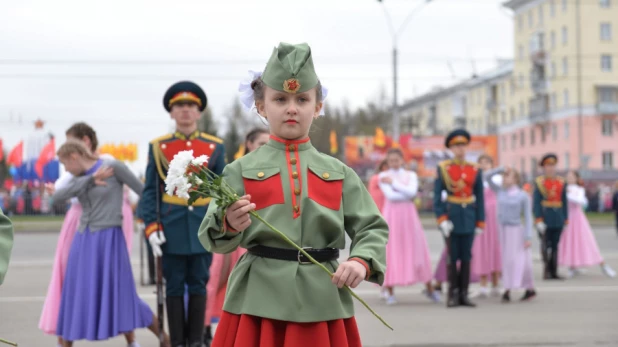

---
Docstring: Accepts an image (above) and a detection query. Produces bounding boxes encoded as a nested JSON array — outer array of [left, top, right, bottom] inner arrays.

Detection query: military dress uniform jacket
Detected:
[[533, 175, 568, 229], [433, 159, 485, 234], [198, 136, 389, 323], [141, 130, 226, 255]]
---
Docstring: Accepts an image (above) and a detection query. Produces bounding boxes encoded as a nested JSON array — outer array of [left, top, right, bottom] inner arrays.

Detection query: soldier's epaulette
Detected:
[[150, 134, 173, 145], [199, 132, 223, 144], [535, 176, 547, 197], [438, 159, 452, 167]]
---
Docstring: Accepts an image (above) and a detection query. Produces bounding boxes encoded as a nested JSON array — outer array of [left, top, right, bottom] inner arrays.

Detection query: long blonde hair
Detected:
[[57, 139, 98, 160]]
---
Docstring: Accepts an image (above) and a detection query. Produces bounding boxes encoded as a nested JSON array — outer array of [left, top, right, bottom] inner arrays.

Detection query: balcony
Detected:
[[529, 96, 550, 124], [597, 102, 618, 115], [531, 79, 549, 95], [529, 32, 546, 65]]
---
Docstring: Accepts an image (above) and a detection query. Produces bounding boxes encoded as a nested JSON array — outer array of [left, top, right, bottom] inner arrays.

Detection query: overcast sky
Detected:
[[0, 0, 513, 172]]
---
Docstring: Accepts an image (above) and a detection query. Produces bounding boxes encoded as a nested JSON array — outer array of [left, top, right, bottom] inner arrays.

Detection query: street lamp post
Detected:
[[377, 0, 432, 143]]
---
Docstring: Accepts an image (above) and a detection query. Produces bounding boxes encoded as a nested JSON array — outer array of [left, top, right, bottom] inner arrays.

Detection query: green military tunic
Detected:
[[198, 136, 389, 323], [0, 207, 14, 285]]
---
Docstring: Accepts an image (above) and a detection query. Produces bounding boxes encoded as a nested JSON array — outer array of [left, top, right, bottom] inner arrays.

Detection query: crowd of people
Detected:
[[0, 41, 616, 347], [368, 138, 616, 308]]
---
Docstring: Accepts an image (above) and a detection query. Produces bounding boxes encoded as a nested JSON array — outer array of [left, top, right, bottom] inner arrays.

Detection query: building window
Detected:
[[531, 158, 538, 175], [564, 89, 570, 107], [510, 107, 516, 122], [551, 92, 558, 110], [602, 118, 614, 136], [601, 23, 612, 41], [520, 130, 525, 147], [550, 0, 556, 16], [564, 122, 570, 139], [562, 57, 568, 75], [562, 0, 567, 11], [528, 11, 533, 29], [565, 152, 570, 170], [518, 14, 523, 31], [538, 6, 543, 25], [521, 157, 526, 175], [519, 102, 525, 118], [551, 61, 556, 78], [601, 54, 613, 71], [512, 133, 517, 149], [530, 128, 536, 145], [552, 124, 558, 141], [602, 151, 614, 170], [502, 136, 507, 151], [600, 0, 611, 8], [501, 111, 507, 124], [541, 125, 547, 142], [519, 74, 525, 88], [550, 31, 556, 49], [562, 26, 568, 45], [518, 45, 524, 60]]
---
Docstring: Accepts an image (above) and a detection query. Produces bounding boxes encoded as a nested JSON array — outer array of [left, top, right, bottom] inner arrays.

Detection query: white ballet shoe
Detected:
[[601, 264, 616, 278], [386, 295, 398, 305], [128, 341, 141, 347]]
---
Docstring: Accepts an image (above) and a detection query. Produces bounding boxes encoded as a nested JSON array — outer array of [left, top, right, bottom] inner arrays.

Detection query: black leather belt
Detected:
[[247, 245, 339, 265]]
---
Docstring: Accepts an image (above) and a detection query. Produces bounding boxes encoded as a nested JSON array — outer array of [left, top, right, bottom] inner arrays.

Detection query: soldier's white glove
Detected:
[[439, 220, 454, 238], [535, 222, 547, 235], [475, 227, 483, 235], [148, 232, 166, 257]]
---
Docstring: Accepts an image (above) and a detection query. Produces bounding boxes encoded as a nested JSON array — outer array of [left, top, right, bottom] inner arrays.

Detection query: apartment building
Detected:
[[502, 0, 618, 177], [397, 0, 617, 178]]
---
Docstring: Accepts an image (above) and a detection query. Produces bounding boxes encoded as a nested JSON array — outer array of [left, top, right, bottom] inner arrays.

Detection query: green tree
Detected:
[[198, 107, 218, 136]]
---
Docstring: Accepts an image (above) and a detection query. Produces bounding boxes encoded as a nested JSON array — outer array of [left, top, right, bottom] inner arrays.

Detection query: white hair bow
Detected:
[[238, 70, 329, 116]]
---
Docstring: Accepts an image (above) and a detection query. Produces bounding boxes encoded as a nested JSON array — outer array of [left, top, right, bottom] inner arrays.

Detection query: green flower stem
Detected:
[[0, 337, 17, 346]]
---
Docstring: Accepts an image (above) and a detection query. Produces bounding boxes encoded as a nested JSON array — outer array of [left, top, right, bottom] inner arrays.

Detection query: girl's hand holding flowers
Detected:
[[225, 195, 255, 231]]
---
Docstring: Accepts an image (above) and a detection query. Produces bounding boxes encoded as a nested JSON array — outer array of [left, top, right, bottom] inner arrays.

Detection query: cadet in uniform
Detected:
[[533, 154, 568, 280], [433, 129, 485, 308], [140, 81, 226, 347]]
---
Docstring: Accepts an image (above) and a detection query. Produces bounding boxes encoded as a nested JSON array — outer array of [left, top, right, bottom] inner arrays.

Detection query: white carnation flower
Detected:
[[192, 155, 209, 166], [165, 150, 195, 198]]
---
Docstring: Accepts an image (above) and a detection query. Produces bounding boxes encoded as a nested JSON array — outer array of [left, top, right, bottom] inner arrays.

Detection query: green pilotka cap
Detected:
[[261, 42, 319, 94]]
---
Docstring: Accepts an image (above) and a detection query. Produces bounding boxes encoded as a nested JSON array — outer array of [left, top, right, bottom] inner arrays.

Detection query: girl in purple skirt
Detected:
[[51, 140, 169, 347], [485, 166, 536, 303]]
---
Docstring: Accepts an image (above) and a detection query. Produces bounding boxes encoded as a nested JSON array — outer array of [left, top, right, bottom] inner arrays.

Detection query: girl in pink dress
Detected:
[[471, 155, 502, 297], [380, 148, 439, 305], [368, 159, 388, 213], [39, 122, 138, 347], [558, 171, 616, 278], [204, 128, 270, 344]]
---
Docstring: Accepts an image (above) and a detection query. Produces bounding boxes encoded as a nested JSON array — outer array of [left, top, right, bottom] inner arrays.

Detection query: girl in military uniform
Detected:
[[199, 42, 388, 347]]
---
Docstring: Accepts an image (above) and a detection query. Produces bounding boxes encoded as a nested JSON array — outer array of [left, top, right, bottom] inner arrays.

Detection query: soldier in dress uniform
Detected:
[[0, 207, 14, 286], [533, 154, 568, 280], [433, 129, 485, 308], [139, 81, 226, 347]]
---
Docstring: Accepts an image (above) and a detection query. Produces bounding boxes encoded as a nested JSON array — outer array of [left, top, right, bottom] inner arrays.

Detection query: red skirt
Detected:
[[212, 311, 362, 347]]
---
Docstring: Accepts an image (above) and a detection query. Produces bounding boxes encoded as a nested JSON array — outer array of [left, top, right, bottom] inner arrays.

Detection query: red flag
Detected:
[[0, 139, 3, 162], [7, 141, 23, 167], [35, 138, 55, 179]]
